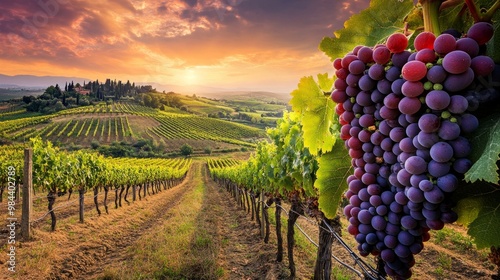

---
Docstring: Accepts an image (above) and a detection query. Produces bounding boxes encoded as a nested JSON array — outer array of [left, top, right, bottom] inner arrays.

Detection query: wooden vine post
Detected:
[[21, 148, 33, 240]]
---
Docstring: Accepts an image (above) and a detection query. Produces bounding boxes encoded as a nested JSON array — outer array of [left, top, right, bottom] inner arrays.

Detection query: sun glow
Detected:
[[182, 68, 199, 86]]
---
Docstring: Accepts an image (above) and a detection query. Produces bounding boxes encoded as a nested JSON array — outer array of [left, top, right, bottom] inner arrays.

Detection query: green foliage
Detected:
[[315, 141, 352, 219], [180, 143, 194, 157], [454, 182, 500, 248], [464, 113, 500, 184], [290, 74, 337, 155], [319, 0, 414, 61]]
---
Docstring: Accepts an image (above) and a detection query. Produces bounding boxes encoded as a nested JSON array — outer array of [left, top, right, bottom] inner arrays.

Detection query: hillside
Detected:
[[0, 101, 268, 155]]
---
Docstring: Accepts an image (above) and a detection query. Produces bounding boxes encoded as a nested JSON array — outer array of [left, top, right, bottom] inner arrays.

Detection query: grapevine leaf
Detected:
[[290, 75, 336, 155], [466, 188, 500, 248], [464, 113, 500, 184], [319, 0, 414, 61], [316, 141, 352, 219], [455, 197, 482, 226]]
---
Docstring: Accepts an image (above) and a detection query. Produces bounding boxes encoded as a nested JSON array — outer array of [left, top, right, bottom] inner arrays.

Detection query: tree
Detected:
[[204, 146, 212, 155], [180, 144, 193, 157]]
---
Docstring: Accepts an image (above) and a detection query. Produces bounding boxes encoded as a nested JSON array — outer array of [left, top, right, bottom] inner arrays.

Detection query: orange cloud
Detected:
[[0, 0, 370, 92]]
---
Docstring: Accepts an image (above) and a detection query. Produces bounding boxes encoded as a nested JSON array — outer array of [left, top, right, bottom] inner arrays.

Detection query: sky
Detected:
[[0, 0, 370, 93]]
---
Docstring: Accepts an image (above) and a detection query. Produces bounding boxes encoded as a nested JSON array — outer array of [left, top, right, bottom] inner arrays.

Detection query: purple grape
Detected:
[[405, 156, 427, 175], [418, 114, 440, 133], [438, 120, 460, 140], [349, 60, 366, 75], [391, 79, 405, 95], [368, 63, 386, 80], [384, 93, 401, 109], [418, 180, 434, 192], [389, 127, 406, 142], [453, 158, 472, 173], [448, 95, 468, 114], [426, 65, 447, 84], [407, 187, 425, 203], [430, 142, 454, 163], [424, 187, 445, 204], [455, 37, 479, 57], [386, 66, 401, 81], [402, 81, 424, 97], [471, 55, 495, 76], [442, 50, 471, 74], [459, 113, 479, 133], [398, 231, 415, 246], [449, 136, 471, 158], [443, 68, 474, 92], [425, 90, 451, 111], [427, 160, 451, 178], [437, 174, 458, 192], [417, 131, 439, 148], [467, 22, 494, 45], [434, 33, 456, 55], [398, 97, 422, 115], [372, 215, 387, 231]]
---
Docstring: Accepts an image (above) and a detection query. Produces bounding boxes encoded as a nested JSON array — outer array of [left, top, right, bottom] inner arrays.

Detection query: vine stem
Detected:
[[420, 0, 443, 34], [483, 0, 500, 22], [464, 0, 481, 22]]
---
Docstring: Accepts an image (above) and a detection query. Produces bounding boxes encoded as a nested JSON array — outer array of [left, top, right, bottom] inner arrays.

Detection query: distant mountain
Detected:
[[0, 74, 90, 88], [0, 74, 291, 102]]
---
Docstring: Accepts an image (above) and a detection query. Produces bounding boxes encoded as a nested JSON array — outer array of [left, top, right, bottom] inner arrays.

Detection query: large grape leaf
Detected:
[[467, 188, 500, 248], [454, 181, 500, 248], [315, 141, 352, 219], [319, 0, 414, 61], [464, 113, 500, 184], [290, 74, 336, 155]]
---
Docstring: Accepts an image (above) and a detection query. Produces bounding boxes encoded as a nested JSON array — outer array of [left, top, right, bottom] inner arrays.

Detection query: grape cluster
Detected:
[[333, 22, 495, 279]]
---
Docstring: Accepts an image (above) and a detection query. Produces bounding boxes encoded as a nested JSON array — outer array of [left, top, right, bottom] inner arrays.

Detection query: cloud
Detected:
[[0, 0, 370, 91]]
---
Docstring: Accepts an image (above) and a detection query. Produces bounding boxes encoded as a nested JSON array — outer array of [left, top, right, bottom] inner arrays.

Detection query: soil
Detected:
[[0, 162, 497, 280]]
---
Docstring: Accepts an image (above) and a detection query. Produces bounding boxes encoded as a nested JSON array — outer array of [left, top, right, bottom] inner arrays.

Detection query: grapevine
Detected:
[[322, 0, 500, 278]]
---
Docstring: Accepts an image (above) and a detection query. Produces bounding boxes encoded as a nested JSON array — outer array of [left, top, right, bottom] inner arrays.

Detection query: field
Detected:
[[0, 101, 267, 153]]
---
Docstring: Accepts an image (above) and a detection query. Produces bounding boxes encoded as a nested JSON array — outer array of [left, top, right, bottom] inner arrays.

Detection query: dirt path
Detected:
[[200, 164, 288, 280]]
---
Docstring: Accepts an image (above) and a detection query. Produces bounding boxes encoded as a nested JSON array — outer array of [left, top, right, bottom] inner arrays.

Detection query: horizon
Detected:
[[0, 0, 370, 93]]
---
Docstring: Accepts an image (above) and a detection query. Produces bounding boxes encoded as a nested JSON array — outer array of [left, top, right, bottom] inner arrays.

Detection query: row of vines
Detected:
[[0, 138, 191, 231]]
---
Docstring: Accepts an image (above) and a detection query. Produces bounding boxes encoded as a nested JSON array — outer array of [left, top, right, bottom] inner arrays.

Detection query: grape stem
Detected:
[[420, 0, 443, 34], [464, 0, 481, 22], [483, 0, 500, 22]]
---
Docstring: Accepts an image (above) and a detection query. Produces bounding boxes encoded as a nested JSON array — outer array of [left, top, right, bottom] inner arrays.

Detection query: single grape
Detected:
[[415, 48, 437, 64], [455, 37, 480, 57], [442, 50, 471, 74], [426, 65, 447, 84], [387, 33, 409, 53], [467, 22, 494, 45], [414, 31, 436, 51], [471, 55, 495, 76], [402, 60, 428, 81], [425, 90, 451, 111], [430, 142, 454, 163], [443, 68, 474, 92], [373, 46, 392, 64], [434, 33, 457, 55]]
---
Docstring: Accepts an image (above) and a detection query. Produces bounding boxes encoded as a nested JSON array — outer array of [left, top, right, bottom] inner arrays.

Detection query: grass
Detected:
[[432, 226, 474, 252]]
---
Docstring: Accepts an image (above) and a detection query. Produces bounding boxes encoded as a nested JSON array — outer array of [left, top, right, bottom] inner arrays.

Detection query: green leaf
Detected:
[[315, 141, 352, 219], [464, 113, 500, 184], [319, 0, 414, 61], [466, 188, 500, 248], [455, 197, 482, 227], [290, 75, 337, 155]]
